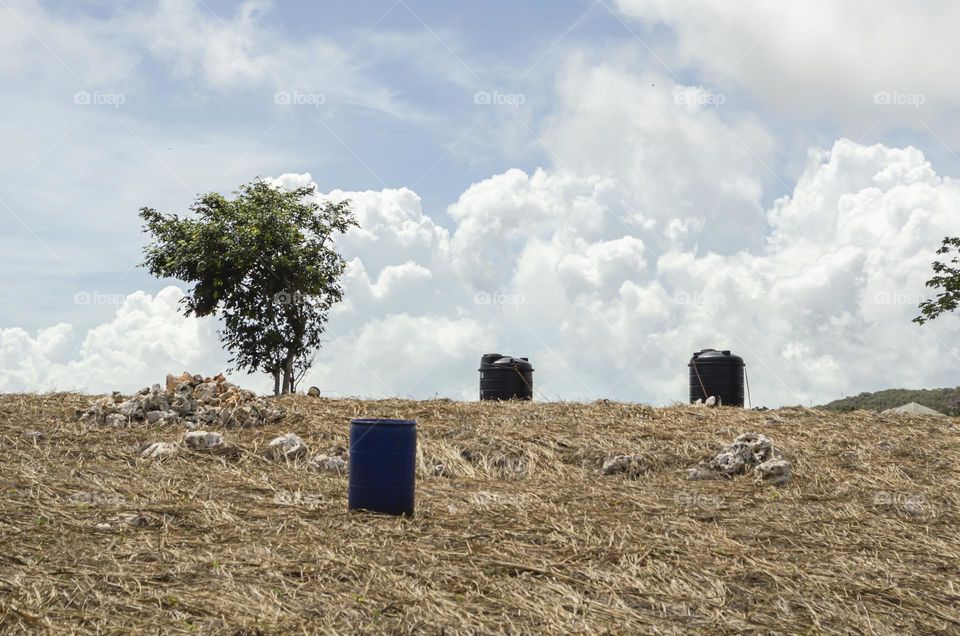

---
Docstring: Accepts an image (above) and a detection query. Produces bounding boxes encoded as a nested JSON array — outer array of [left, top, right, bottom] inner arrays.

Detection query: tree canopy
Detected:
[[915, 236, 960, 325], [139, 179, 357, 394]]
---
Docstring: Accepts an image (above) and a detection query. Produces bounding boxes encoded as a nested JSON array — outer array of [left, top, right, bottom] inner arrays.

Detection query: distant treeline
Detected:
[[818, 387, 960, 415]]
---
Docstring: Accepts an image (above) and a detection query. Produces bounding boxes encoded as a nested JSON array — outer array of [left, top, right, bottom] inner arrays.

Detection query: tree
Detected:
[[915, 236, 960, 325], [139, 179, 357, 394]]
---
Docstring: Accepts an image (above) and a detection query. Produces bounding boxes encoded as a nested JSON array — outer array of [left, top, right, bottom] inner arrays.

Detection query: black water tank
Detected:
[[689, 349, 745, 406], [479, 354, 534, 401]]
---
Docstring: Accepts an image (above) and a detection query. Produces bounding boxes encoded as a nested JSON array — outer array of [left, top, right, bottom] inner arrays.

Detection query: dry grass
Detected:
[[1, 393, 958, 634]]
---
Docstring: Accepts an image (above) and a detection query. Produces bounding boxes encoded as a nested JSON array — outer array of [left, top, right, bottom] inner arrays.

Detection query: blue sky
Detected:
[[3, 0, 960, 403]]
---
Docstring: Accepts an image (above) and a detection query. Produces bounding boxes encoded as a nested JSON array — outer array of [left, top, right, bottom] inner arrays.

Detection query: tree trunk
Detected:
[[273, 369, 281, 396]]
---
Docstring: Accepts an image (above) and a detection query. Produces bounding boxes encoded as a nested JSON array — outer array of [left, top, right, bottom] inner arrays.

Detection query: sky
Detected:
[[1, 0, 959, 406]]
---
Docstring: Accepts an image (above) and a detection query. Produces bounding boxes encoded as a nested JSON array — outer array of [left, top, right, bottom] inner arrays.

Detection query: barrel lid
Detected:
[[351, 418, 416, 427], [689, 348, 744, 365], [479, 355, 534, 372]]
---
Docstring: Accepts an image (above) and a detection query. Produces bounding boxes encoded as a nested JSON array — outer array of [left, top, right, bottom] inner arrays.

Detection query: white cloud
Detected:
[[614, 0, 960, 127], [3, 48, 958, 407]]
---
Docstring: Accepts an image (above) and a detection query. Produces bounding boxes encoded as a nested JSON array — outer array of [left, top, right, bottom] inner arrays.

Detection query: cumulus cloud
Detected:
[[3, 59, 958, 406], [0, 287, 239, 393]]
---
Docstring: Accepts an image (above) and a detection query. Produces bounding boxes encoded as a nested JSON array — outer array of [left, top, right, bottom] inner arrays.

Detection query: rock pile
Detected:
[[690, 432, 792, 485], [79, 372, 283, 429]]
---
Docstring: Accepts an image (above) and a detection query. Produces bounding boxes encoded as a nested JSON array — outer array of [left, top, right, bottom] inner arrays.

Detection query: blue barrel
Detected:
[[348, 418, 417, 516]]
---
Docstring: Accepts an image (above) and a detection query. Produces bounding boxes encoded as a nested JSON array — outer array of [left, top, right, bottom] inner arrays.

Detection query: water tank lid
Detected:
[[689, 348, 744, 365], [480, 356, 534, 372], [350, 418, 416, 427]]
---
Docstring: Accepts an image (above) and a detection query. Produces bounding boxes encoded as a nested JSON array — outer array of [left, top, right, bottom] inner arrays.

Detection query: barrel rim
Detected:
[[350, 418, 416, 427]]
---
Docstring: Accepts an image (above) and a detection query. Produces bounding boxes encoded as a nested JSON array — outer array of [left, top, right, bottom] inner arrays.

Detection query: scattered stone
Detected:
[[308, 454, 348, 475], [183, 431, 225, 451], [685, 465, 714, 481], [601, 454, 645, 477], [94, 522, 112, 531], [22, 431, 44, 442], [123, 513, 152, 528], [754, 458, 792, 485], [692, 396, 721, 407], [307, 386, 321, 398], [141, 442, 181, 459], [263, 433, 308, 461]]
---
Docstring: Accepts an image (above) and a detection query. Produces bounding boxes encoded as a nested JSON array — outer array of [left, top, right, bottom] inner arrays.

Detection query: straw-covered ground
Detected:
[[1, 392, 958, 635]]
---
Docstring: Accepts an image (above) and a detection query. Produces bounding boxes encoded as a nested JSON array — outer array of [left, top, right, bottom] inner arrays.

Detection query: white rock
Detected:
[[266, 433, 308, 460], [307, 454, 348, 474], [118, 400, 143, 418], [601, 454, 644, 476], [104, 413, 127, 427], [754, 458, 792, 485], [141, 442, 180, 459], [183, 431, 225, 450], [709, 450, 745, 475], [145, 411, 164, 425]]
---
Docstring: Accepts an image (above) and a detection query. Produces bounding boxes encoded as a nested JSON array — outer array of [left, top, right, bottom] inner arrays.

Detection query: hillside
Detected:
[[818, 386, 960, 415], [1, 393, 958, 634]]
